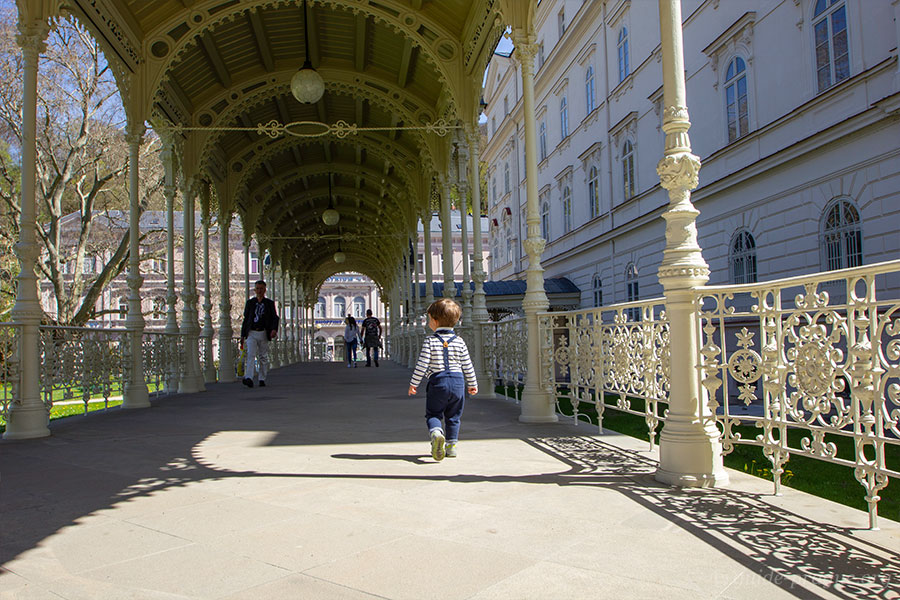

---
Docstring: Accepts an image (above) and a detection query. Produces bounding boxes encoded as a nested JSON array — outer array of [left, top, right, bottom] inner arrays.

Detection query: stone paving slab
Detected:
[[1, 360, 899, 599]]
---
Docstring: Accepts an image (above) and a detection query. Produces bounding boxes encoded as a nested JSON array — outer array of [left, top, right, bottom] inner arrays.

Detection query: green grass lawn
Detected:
[[497, 385, 899, 522]]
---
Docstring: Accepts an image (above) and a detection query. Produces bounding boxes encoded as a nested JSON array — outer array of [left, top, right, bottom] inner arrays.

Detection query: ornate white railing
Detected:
[[538, 300, 670, 448], [698, 259, 900, 528], [39, 326, 128, 411], [0, 323, 21, 421], [482, 318, 528, 402], [143, 330, 185, 394]]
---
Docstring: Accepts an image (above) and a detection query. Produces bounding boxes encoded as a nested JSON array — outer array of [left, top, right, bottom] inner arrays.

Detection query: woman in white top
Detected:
[[343, 315, 361, 367]]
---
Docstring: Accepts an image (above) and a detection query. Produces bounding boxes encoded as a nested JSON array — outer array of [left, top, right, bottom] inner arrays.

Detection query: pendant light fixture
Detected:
[[322, 174, 340, 225], [333, 227, 346, 263], [291, 0, 325, 104]]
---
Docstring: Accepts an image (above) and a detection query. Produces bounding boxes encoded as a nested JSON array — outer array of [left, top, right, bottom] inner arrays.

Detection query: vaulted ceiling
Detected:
[[63, 0, 505, 298]]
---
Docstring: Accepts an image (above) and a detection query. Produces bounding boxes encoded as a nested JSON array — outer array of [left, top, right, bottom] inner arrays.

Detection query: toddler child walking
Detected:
[[407, 298, 478, 461]]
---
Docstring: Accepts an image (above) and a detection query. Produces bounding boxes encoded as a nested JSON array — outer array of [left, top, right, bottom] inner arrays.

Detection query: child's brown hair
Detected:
[[427, 298, 461, 328]]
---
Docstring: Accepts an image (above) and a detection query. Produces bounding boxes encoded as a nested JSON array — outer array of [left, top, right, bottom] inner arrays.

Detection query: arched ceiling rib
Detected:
[[64, 0, 504, 294]]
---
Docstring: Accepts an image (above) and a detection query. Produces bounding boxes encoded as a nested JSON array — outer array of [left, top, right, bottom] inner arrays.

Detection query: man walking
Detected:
[[361, 309, 382, 367], [241, 280, 279, 387]]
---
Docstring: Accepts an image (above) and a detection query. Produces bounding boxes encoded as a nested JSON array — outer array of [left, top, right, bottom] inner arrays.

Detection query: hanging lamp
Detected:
[[291, 0, 325, 104], [322, 174, 340, 225]]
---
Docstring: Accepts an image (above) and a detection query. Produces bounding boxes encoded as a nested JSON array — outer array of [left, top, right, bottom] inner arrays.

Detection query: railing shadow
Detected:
[[524, 436, 900, 600]]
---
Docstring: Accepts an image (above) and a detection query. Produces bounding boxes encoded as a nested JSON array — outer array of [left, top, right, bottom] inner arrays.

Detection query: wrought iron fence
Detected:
[[143, 330, 185, 394], [0, 323, 21, 421], [482, 318, 528, 403], [698, 259, 900, 528], [538, 300, 670, 448]]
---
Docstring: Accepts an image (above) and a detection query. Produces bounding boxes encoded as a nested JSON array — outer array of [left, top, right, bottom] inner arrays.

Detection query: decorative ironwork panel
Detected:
[[699, 259, 900, 528], [538, 300, 670, 448], [0, 323, 21, 421], [482, 318, 527, 402]]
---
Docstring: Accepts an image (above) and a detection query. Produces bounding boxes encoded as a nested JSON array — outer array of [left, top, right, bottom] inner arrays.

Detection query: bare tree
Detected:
[[0, 7, 164, 325]]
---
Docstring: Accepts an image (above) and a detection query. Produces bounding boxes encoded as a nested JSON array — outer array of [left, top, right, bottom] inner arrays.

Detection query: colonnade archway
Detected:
[[7, 0, 728, 490]]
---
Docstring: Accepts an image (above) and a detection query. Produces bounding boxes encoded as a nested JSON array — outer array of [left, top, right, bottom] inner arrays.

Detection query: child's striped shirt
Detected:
[[409, 328, 477, 389]]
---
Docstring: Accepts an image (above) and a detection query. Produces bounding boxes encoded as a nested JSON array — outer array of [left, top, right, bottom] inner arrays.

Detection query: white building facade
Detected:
[[482, 0, 900, 305]]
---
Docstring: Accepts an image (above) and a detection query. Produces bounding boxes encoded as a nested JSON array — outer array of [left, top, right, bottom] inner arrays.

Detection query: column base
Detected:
[[475, 374, 495, 399], [655, 421, 729, 488], [2, 405, 50, 440], [122, 384, 150, 409], [218, 370, 236, 384], [203, 368, 217, 384], [179, 375, 206, 394], [518, 387, 559, 423]]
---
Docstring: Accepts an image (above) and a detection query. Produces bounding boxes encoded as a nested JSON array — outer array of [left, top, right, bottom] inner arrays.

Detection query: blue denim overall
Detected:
[[424, 332, 466, 442]]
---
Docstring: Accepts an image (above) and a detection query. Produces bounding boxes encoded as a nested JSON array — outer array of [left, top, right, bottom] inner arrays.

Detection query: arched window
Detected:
[[352, 296, 365, 318], [491, 176, 497, 205], [592, 275, 603, 308], [539, 120, 547, 161], [813, 0, 849, 92], [562, 186, 572, 233], [625, 263, 639, 321], [118, 295, 128, 319], [504, 162, 510, 194], [725, 57, 749, 142], [505, 227, 513, 263], [585, 65, 596, 113], [622, 139, 635, 200], [821, 199, 862, 271], [560, 96, 569, 138], [730, 230, 757, 284], [588, 166, 600, 218], [541, 201, 550, 240], [315, 296, 326, 318], [617, 27, 630, 83], [333, 296, 346, 318]]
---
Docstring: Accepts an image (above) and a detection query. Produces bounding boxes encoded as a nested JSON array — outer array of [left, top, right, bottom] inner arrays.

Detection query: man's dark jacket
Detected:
[[241, 297, 279, 339]]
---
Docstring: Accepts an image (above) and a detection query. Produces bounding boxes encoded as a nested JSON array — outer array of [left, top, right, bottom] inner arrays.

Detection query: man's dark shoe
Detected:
[[259, 380, 266, 387], [366, 362, 371, 367], [375, 360, 379, 367], [242, 378, 253, 388]]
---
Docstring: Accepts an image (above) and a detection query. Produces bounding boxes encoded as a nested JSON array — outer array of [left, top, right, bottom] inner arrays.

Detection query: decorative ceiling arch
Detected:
[[142, 0, 464, 125]]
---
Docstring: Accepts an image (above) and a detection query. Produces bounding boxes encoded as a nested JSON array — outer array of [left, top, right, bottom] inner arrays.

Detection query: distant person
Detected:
[[361, 309, 382, 367], [344, 314, 361, 368], [240, 280, 279, 388], [407, 298, 477, 461]]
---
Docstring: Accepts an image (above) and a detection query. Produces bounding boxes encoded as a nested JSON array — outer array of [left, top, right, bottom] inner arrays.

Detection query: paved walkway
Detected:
[[2, 361, 898, 599]]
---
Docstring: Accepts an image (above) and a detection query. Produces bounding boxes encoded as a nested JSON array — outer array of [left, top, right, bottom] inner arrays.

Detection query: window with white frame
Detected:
[[588, 165, 600, 218], [592, 275, 602, 307], [353, 296, 365, 318], [505, 228, 513, 263], [622, 139, 635, 200], [540, 200, 550, 240], [315, 296, 325, 318], [617, 27, 630, 83], [118, 295, 128, 319], [491, 176, 497, 205], [562, 186, 572, 233], [333, 296, 346, 318], [625, 263, 639, 321], [539, 120, 547, 161], [725, 57, 749, 142], [83, 255, 96, 274], [560, 96, 569, 138], [821, 198, 862, 271], [558, 8, 566, 38], [585, 65, 596, 113], [250, 250, 260, 274], [504, 162, 510, 194], [813, 0, 849, 93], [730, 230, 757, 284]]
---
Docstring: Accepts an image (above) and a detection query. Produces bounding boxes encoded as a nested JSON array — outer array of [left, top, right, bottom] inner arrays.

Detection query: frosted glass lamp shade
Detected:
[[322, 208, 340, 226], [333, 251, 346, 264], [291, 67, 325, 104]]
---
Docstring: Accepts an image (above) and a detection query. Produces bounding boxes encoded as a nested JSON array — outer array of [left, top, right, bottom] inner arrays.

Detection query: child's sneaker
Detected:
[[430, 430, 445, 462], [445, 442, 457, 458]]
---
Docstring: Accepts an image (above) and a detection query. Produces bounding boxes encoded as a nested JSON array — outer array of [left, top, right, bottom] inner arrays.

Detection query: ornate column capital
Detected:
[[657, 152, 701, 193]]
